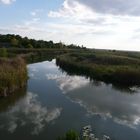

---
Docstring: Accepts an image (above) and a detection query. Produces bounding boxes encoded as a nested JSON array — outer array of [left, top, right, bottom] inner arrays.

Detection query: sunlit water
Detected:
[[0, 60, 140, 140]]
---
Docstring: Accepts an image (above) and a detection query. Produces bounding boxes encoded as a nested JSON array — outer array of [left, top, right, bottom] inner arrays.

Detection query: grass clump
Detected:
[[0, 57, 27, 96], [57, 130, 79, 140]]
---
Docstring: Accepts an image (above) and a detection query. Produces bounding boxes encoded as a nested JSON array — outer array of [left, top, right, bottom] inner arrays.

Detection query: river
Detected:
[[0, 59, 140, 140]]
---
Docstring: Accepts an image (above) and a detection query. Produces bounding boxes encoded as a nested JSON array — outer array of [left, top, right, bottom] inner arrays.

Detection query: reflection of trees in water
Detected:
[[56, 59, 139, 94], [26, 53, 55, 64], [111, 85, 139, 94], [0, 86, 27, 112]]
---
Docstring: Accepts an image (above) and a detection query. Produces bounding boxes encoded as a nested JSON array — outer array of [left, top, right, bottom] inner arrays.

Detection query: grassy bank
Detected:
[[6, 48, 79, 63], [1, 47, 140, 96], [0, 47, 82, 97], [56, 51, 140, 87], [1, 33, 140, 95], [0, 57, 27, 97], [0, 47, 83, 96]]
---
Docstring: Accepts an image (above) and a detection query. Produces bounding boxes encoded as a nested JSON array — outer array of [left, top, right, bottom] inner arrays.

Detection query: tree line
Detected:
[[0, 34, 85, 49]]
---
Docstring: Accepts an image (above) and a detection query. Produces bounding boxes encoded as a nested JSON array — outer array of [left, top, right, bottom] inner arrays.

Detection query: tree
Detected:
[[11, 38, 19, 47], [21, 37, 30, 47], [55, 42, 64, 48], [26, 43, 33, 49]]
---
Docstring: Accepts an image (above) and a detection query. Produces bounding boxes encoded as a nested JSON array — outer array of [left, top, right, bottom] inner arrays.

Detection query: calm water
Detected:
[[1, 60, 140, 140]]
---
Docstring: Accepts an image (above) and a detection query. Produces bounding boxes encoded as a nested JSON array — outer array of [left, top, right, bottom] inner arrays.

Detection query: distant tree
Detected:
[[26, 43, 33, 49], [48, 41, 54, 48], [21, 37, 30, 47], [11, 38, 19, 47], [55, 42, 64, 48]]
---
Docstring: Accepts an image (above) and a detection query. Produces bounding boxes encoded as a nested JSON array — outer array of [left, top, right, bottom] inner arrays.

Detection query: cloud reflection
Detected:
[[28, 60, 140, 130], [46, 73, 90, 93], [0, 92, 62, 135], [66, 83, 140, 129], [45, 61, 140, 129]]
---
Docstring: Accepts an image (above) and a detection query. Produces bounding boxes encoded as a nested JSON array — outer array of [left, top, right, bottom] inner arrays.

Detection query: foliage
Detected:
[[26, 43, 33, 49], [1, 33, 140, 94], [0, 34, 82, 49], [11, 37, 19, 47], [0, 57, 27, 96], [56, 51, 140, 87], [0, 48, 7, 57], [57, 130, 79, 140]]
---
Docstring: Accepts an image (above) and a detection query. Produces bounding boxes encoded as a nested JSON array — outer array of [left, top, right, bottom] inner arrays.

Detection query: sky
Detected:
[[1, 0, 140, 51]]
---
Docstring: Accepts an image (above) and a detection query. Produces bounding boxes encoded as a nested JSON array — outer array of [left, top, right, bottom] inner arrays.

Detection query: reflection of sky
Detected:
[[30, 60, 140, 129], [28, 59, 58, 80], [0, 92, 62, 135], [62, 81, 140, 129], [9, 59, 140, 138], [34, 60, 140, 129], [28, 60, 90, 93], [46, 73, 90, 93]]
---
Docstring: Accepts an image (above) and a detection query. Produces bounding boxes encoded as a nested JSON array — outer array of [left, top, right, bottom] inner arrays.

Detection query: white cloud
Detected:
[[30, 9, 43, 17], [47, 0, 140, 51], [30, 12, 37, 16], [0, 0, 15, 4], [76, 0, 140, 16], [0, 18, 48, 40], [48, 0, 105, 25], [1, 0, 140, 51]]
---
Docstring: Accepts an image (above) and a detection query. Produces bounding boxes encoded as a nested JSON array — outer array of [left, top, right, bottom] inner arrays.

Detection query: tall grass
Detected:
[[56, 52, 140, 86], [0, 57, 27, 96]]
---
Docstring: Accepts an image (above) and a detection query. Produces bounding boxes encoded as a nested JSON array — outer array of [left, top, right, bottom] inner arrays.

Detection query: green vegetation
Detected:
[[0, 34, 84, 96], [0, 57, 27, 97], [57, 130, 79, 140], [0, 48, 7, 57], [1, 33, 140, 96], [0, 34, 83, 49], [56, 51, 140, 87]]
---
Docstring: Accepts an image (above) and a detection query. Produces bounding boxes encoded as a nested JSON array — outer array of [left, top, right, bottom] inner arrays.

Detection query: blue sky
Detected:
[[1, 0, 140, 51]]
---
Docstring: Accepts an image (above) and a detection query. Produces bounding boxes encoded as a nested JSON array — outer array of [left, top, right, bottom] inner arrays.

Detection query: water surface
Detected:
[[0, 60, 140, 140]]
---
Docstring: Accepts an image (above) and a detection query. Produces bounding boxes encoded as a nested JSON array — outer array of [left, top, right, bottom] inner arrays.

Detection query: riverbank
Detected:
[[1, 47, 140, 97], [0, 57, 27, 97], [56, 51, 140, 87], [0, 47, 82, 97], [1, 33, 140, 95]]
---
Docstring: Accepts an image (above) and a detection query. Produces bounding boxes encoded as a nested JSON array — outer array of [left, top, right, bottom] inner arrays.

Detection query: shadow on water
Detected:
[[26, 53, 56, 64], [0, 86, 27, 112], [56, 59, 139, 94]]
